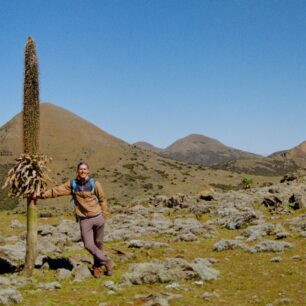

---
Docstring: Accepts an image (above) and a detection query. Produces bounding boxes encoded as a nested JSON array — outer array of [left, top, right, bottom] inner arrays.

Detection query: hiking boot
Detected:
[[103, 261, 112, 276], [92, 266, 102, 278]]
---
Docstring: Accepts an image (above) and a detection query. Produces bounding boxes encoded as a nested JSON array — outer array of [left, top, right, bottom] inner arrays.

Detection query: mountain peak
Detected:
[[0, 102, 127, 166], [176, 134, 222, 145], [162, 133, 259, 166]]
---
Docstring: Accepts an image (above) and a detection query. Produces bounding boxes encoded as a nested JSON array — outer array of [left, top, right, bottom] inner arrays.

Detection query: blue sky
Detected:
[[0, 0, 305, 155]]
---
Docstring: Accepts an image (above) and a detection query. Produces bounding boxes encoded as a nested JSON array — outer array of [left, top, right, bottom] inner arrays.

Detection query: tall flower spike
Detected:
[[23, 36, 40, 155]]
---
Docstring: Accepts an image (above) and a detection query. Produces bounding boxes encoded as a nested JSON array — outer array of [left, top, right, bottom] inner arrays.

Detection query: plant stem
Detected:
[[23, 197, 38, 276]]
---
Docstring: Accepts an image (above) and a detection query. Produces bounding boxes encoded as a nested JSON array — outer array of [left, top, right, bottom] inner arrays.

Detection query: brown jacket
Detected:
[[41, 179, 108, 218]]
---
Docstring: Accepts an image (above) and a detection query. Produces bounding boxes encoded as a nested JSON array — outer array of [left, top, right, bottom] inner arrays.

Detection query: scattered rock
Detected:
[[38, 224, 54, 236], [72, 263, 92, 281], [276, 232, 289, 240], [249, 240, 293, 253], [35, 255, 45, 267], [191, 258, 220, 281], [10, 220, 24, 229], [189, 203, 212, 219], [194, 280, 204, 285], [165, 194, 191, 209], [242, 223, 275, 242], [104, 228, 133, 241], [122, 261, 164, 285], [8, 276, 31, 289], [0, 276, 11, 286], [103, 280, 117, 291], [173, 218, 203, 235], [107, 290, 115, 295], [199, 194, 215, 201], [111, 249, 136, 262], [127, 240, 168, 249], [122, 257, 219, 285], [217, 208, 259, 230], [105, 213, 154, 241], [57, 268, 72, 280], [149, 215, 173, 231], [271, 257, 282, 262], [202, 290, 220, 301], [274, 297, 291, 304], [56, 220, 81, 242], [213, 239, 247, 252], [268, 187, 279, 194], [4, 236, 19, 243], [284, 214, 306, 237], [165, 282, 180, 289], [291, 255, 301, 260], [262, 197, 283, 213], [37, 237, 60, 255], [289, 194, 305, 210], [0, 241, 25, 265], [175, 233, 198, 242], [39, 211, 54, 218], [0, 288, 23, 304], [38, 282, 61, 290], [280, 174, 297, 183], [134, 293, 183, 306], [129, 204, 149, 216]]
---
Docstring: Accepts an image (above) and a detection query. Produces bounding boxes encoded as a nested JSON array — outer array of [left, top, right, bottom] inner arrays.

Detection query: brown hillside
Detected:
[[268, 141, 306, 168], [214, 155, 299, 176], [0, 103, 128, 167], [161, 134, 261, 166], [133, 141, 162, 153]]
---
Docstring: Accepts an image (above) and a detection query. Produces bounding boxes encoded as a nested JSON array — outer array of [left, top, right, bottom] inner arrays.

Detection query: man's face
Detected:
[[78, 165, 89, 180]]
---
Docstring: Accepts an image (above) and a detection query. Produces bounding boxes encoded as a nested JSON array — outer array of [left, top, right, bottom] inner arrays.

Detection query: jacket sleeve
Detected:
[[41, 180, 72, 198], [94, 181, 109, 218]]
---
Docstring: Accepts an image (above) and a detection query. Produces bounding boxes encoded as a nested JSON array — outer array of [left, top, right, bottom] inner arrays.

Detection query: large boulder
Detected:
[[242, 223, 276, 242], [121, 257, 219, 285], [0, 241, 25, 265], [289, 193, 305, 210], [216, 208, 260, 230], [213, 239, 247, 252], [248, 240, 293, 253]]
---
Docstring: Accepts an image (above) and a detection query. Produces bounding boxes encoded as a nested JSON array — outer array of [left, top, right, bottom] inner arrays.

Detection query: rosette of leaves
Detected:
[[3, 153, 52, 198], [241, 177, 253, 189]]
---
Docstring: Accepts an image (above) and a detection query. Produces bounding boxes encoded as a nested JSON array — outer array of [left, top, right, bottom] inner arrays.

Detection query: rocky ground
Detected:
[[0, 175, 305, 305]]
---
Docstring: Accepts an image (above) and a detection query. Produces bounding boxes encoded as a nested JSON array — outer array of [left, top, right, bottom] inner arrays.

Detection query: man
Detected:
[[33, 161, 112, 278]]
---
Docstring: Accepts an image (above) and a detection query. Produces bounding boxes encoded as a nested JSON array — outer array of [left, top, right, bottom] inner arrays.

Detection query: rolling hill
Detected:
[[135, 134, 261, 166], [161, 134, 261, 165], [214, 141, 306, 176], [269, 141, 306, 168], [134, 135, 306, 176], [133, 141, 162, 153]]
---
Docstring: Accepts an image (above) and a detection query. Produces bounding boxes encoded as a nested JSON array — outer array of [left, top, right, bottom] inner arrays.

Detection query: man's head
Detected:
[[77, 162, 90, 181]]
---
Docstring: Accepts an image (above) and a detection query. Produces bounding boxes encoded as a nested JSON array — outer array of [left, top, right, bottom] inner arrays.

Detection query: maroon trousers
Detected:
[[79, 214, 107, 267]]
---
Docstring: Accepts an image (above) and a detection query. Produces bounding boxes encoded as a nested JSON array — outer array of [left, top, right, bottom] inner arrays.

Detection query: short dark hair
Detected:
[[77, 161, 89, 171]]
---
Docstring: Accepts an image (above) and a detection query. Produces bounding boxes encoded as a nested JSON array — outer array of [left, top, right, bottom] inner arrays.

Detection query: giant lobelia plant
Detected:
[[3, 37, 52, 276]]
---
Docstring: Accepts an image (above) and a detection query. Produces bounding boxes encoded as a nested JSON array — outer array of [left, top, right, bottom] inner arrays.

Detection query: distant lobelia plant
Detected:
[[2, 37, 52, 276], [241, 177, 253, 189]]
